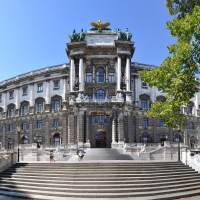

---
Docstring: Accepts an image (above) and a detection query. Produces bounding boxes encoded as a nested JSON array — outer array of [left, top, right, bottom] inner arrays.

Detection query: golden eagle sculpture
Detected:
[[90, 20, 111, 32]]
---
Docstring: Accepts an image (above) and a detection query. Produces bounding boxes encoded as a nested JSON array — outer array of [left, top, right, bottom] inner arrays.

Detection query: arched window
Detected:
[[142, 132, 149, 144], [96, 68, 105, 83], [96, 90, 105, 100], [7, 104, 15, 117], [23, 135, 28, 144]]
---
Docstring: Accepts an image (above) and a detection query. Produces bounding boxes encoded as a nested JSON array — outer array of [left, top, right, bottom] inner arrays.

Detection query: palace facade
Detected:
[[0, 22, 200, 150]]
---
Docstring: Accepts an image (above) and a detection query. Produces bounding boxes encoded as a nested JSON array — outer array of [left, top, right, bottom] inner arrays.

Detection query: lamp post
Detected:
[[17, 124, 21, 162], [175, 130, 181, 162]]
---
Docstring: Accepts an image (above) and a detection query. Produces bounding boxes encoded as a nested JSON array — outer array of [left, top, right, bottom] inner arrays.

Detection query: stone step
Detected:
[[0, 178, 200, 189], [0, 175, 199, 185], [0, 184, 200, 198]]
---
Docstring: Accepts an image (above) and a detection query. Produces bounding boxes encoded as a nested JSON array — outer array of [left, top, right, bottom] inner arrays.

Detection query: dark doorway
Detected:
[[96, 129, 106, 148]]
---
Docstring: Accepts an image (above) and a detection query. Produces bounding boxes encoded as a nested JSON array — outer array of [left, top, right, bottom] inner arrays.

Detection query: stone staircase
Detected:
[[0, 162, 200, 199]]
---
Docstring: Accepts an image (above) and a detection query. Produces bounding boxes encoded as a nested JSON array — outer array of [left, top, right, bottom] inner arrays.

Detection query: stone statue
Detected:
[[69, 29, 86, 42], [116, 28, 132, 41]]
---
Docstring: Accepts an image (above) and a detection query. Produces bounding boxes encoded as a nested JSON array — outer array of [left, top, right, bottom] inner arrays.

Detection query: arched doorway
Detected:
[[96, 129, 106, 148], [160, 134, 167, 146], [142, 132, 149, 144], [53, 133, 61, 145]]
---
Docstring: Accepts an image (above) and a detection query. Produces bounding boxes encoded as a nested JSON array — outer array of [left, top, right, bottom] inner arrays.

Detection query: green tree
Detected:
[[139, 4, 200, 129]]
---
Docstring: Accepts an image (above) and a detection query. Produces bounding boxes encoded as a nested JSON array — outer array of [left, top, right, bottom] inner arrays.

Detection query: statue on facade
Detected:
[[116, 28, 122, 40], [90, 20, 111, 32], [69, 29, 78, 42], [124, 28, 132, 41], [79, 29, 85, 41]]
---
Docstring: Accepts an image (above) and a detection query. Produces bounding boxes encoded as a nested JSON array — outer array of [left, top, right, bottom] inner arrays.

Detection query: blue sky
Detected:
[[0, 0, 175, 82]]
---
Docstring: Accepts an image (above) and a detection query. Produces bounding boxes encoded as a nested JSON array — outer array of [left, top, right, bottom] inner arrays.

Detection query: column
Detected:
[[117, 113, 124, 144], [29, 83, 34, 107], [70, 57, 75, 92], [86, 113, 90, 143], [68, 113, 74, 144], [62, 76, 67, 110], [117, 55, 121, 91], [77, 111, 84, 143], [93, 88, 95, 100], [126, 55, 131, 91], [15, 87, 20, 116], [93, 65, 95, 83], [134, 75, 139, 108], [79, 55, 84, 91], [106, 65, 108, 83], [112, 114, 117, 143], [127, 111, 133, 143], [3, 92, 7, 118], [195, 93, 199, 116], [46, 80, 50, 104]]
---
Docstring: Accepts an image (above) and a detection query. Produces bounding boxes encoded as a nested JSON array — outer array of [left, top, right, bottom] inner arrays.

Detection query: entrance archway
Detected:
[[160, 134, 167, 146], [96, 129, 106, 148]]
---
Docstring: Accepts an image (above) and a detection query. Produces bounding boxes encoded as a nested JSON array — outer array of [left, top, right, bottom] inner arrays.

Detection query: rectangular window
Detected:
[[37, 85, 43, 92], [22, 88, 28, 95], [142, 82, 147, 87], [37, 120, 42, 128], [88, 95, 92, 100], [92, 116, 96, 124], [0, 94, 2, 102], [54, 101, 60, 110], [9, 108, 14, 117], [86, 73, 92, 83], [108, 73, 115, 83], [188, 106, 193, 114], [53, 119, 59, 127], [98, 115, 104, 123], [106, 116, 110, 123], [160, 119, 165, 127], [143, 118, 148, 126], [142, 100, 148, 109], [38, 103, 43, 112], [189, 122, 194, 129], [22, 122, 27, 130], [22, 106, 27, 114], [9, 91, 14, 99], [0, 112, 2, 119], [8, 124, 13, 131], [54, 81, 59, 89]]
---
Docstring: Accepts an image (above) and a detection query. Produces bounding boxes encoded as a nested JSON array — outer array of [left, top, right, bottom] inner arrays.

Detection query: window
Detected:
[[54, 81, 59, 89], [106, 116, 110, 123], [86, 73, 92, 83], [22, 122, 27, 130], [53, 119, 59, 127], [96, 68, 105, 83], [22, 88, 27, 95], [88, 95, 92, 100], [8, 141, 12, 149], [188, 106, 193, 114], [108, 73, 115, 83], [54, 134, 60, 145], [0, 94, 2, 102], [160, 119, 165, 127], [143, 118, 148, 126], [37, 84, 43, 92], [142, 100, 148, 109], [37, 120, 42, 128], [23, 135, 28, 144], [9, 91, 14, 99], [98, 115, 104, 123], [92, 116, 96, 123], [8, 124, 13, 131], [142, 82, 147, 87], [38, 103, 43, 112], [174, 133, 180, 142], [22, 106, 27, 115], [9, 108, 14, 117], [96, 90, 105, 100], [142, 132, 149, 144], [189, 122, 194, 129], [0, 112, 2, 119], [54, 101, 60, 110]]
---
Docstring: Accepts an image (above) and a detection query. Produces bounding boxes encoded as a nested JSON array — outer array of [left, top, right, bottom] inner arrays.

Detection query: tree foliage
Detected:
[[139, 3, 200, 129]]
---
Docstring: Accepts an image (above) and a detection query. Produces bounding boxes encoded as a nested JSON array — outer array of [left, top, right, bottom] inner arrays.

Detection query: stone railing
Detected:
[[0, 64, 68, 87], [0, 152, 17, 173]]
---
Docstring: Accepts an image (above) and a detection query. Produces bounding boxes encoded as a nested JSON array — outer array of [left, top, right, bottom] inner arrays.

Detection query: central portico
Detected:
[[66, 20, 135, 148]]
